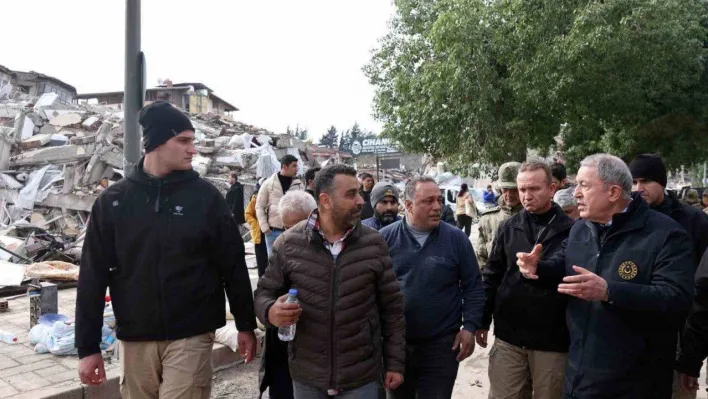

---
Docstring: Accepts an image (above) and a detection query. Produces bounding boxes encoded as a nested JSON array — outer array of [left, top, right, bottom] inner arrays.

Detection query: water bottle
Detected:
[[0, 331, 17, 344], [278, 289, 299, 341]]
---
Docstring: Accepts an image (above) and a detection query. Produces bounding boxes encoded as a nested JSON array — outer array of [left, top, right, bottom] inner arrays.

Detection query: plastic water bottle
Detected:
[[0, 331, 17, 344], [278, 289, 299, 341]]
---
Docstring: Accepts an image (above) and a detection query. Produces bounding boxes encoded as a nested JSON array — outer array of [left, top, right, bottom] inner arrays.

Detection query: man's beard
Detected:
[[333, 203, 362, 229], [375, 210, 397, 226]]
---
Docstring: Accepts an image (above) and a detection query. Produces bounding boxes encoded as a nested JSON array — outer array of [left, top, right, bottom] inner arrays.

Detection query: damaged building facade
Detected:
[[0, 64, 76, 104], [75, 79, 238, 116]]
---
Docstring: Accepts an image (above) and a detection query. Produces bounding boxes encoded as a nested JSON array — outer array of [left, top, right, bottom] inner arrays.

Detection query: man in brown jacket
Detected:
[[255, 164, 406, 398]]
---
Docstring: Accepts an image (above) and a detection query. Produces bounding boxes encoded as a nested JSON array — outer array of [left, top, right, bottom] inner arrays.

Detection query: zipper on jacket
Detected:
[[155, 180, 166, 338], [329, 258, 339, 391]]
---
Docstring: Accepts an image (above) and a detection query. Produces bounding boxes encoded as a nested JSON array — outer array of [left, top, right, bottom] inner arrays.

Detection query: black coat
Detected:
[[657, 191, 708, 269], [226, 182, 246, 224], [481, 203, 574, 352], [75, 159, 256, 358], [677, 247, 708, 377], [360, 189, 374, 220], [539, 195, 693, 398], [441, 204, 457, 226]]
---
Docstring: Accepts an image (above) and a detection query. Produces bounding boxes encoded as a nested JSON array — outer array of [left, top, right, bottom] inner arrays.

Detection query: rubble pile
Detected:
[[0, 92, 316, 272]]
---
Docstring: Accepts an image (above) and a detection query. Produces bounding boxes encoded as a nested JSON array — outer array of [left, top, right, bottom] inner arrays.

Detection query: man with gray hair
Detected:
[[554, 187, 580, 220], [380, 176, 484, 398], [517, 153, 694, 398], [279, 190, 317, 230]]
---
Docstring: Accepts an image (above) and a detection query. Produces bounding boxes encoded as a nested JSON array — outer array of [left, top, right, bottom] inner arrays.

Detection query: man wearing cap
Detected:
[[75, 101, 258, 398], [476, 162, 524, 268], [479, 160, 574, 399], [629, 154, 708, 269], [554, 187, 580, 220], [362, 182, 401, 231]]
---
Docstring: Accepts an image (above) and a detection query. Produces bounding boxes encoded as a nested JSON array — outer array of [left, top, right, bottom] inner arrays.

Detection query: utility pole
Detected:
[[123, 0, 144, 172]]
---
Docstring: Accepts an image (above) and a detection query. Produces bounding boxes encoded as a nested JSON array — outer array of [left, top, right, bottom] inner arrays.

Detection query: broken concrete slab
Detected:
[[69, 134, 97, 145], [19, 133, 52, 150], [48, 113, 82, 127], [49, 134, 69, 146], [34, 92, 59, 108], [82, 116, 101, 130], [10, 144, 95, 167], [0, 174, 23, 190], [20, 116, 35, 140], [39, 124, 57, 135], [0, 189, 96, 212]]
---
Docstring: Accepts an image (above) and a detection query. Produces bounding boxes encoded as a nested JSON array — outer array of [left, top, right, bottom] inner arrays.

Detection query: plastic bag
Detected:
[[28, 324, 51, 345], [34, 343, 49, 354], [215, 325, 239, 352]]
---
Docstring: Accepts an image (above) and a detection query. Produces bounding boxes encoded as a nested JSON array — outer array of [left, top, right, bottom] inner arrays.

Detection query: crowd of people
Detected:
[[73, 101, 708, 399]]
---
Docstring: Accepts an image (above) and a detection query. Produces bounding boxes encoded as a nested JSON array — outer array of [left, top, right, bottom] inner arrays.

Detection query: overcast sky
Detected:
[[2, 0, 394, 140]]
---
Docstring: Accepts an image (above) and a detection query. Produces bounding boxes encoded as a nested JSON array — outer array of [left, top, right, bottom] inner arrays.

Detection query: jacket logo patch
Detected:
[[618, 261, 638, 280], [112, 200, 119, 207], [174, 206, 184, 216]]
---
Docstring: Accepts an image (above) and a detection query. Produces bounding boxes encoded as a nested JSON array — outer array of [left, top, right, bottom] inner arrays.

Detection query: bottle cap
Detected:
[[288, 289, 298, 297]]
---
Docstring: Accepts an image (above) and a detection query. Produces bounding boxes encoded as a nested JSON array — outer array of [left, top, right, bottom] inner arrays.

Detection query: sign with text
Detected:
[[345, 136, 399, 155]]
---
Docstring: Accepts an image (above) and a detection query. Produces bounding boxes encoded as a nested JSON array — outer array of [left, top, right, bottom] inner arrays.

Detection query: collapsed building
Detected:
[[0, 91, 317, 279]]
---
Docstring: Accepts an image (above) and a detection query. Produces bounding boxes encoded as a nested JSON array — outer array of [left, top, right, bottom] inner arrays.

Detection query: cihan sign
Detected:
[[348, 137, 398, 155]]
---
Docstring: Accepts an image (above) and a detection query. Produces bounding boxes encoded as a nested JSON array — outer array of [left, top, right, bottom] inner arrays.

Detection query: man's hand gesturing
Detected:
[[516, 244, 542, 280]]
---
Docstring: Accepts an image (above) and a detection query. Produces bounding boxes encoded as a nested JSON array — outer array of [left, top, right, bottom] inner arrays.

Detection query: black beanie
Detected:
[[139, 101, 194, 153], [628, 153, 667, 187]]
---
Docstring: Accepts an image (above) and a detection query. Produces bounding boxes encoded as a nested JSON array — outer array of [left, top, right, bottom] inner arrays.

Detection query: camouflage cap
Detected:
[[686, 189, 700, 204], [498, 162, 521, 189]]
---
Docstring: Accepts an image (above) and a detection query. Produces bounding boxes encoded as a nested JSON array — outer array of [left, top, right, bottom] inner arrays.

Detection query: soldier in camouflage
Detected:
[[476, 162, 524, 268]]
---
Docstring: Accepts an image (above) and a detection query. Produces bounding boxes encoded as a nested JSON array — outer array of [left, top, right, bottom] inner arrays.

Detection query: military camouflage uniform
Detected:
[[475, 162, 522, 269], [476, 200, 523, 268]]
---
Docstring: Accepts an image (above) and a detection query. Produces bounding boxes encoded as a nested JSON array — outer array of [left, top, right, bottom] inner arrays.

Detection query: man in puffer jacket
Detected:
[[255, 164, 405, 398]]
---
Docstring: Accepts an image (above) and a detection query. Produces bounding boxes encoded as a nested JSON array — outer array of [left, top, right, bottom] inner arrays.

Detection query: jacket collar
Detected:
[[127, 157, 199, 187], [510, 202, 572, 231], [603, 192, 648, 237], [305, 209, 362, 246]]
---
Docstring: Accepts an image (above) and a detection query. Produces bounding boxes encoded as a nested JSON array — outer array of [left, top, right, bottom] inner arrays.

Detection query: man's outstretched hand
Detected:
[[517, 244, 542, 280]]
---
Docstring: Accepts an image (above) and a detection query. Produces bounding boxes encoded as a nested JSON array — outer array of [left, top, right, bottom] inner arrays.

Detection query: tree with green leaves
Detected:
[[319, 126, 339, 148], [286, 124, 309, 141], [365, 0, 708, 172]]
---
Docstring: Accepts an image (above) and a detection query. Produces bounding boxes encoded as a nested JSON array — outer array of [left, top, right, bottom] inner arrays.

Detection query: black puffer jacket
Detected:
[[677, 247, 708, 377], [481, 203, 574, 352], [539, 195, 693, 398], [75, 159, 256, 358]]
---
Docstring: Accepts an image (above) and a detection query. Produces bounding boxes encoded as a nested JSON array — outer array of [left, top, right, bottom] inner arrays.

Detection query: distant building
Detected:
[[0, 64, 77, 103], [74, 79, 238, 116], [308, 145, 353, 165]]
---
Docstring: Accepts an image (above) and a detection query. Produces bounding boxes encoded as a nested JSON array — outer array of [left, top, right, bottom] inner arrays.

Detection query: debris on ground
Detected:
[[0, 91, 319, 266]]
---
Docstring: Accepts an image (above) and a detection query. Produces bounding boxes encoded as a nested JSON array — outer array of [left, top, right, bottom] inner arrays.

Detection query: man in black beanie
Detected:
[[75, 101, 257, 399], [629, 153, 708, 267], [630, 153, 708, 399]]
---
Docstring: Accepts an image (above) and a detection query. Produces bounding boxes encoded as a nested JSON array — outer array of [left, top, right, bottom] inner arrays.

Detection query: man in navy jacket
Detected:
[[380, 176, 484, 398], [518, 154, 693, 398]]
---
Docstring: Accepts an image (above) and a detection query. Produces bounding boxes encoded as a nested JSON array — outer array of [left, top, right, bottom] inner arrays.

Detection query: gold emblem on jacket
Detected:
[[618, 261, 638, 280]]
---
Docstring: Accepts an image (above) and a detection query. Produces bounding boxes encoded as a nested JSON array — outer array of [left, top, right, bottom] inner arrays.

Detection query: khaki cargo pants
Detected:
[[119, 332, 215, 399], [488, 338, 566, 399]]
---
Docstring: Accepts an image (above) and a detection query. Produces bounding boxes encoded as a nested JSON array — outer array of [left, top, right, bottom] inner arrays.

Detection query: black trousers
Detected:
[[457, 214, 473, 237], [388, 333, 460, 399], [256, 232, 268, 278]]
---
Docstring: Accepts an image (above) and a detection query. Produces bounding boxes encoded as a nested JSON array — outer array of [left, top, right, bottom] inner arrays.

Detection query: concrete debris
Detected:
[[48, 113, 81, 127], [0, 93, 321, 266]]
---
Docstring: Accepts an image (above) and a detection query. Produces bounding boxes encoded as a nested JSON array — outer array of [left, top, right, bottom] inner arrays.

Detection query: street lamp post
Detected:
[[123, 0, 143, 172]]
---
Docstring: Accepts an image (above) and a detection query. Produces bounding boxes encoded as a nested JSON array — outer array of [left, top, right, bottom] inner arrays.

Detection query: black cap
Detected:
[[139, 101, 194, 153], [628, 154, 667, 187]]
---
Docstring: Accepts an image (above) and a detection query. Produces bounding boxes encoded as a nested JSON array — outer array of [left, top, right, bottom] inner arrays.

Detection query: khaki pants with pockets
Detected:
[[488, 338, 566, 399], [119, 332, 215, 399]]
